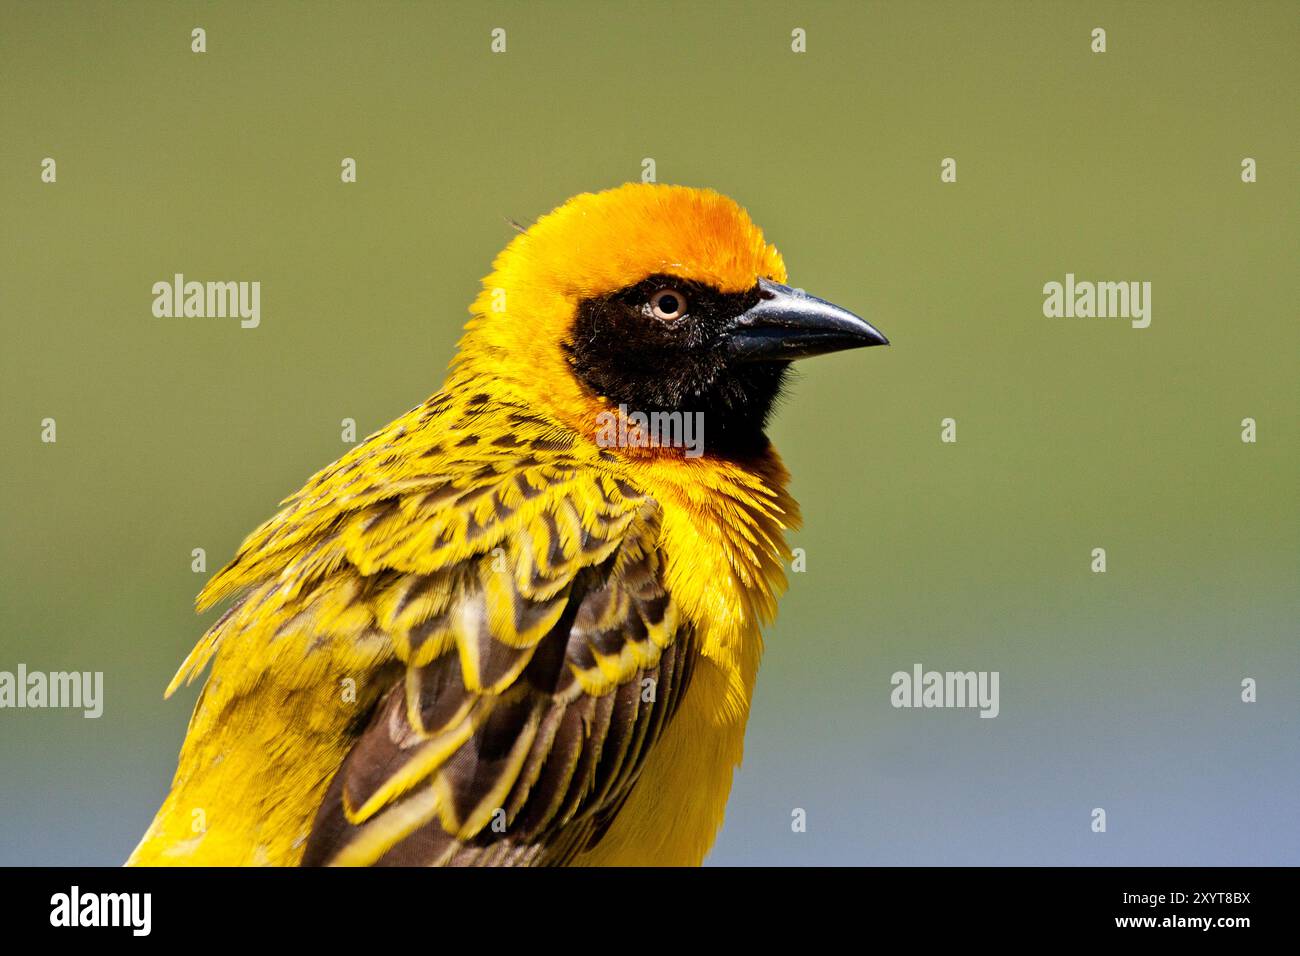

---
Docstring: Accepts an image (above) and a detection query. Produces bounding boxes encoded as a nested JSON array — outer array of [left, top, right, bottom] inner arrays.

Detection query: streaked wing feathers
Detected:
[[302, 512, 695, 866]]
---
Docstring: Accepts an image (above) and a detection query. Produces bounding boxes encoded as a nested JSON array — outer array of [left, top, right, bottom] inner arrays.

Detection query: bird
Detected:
[[127, 183, 888, 867]]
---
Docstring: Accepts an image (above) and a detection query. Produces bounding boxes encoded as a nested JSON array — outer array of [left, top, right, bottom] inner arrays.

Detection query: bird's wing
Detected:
[[179, 392, 695, 866], [302, 502, 695, 866]]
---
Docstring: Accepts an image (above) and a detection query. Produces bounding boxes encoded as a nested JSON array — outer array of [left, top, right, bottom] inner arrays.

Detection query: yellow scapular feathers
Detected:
[[128, 183, 885, 867]]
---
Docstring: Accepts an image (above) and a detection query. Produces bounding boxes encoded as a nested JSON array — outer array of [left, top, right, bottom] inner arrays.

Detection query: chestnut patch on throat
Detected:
[[562, 275, 788, 460]]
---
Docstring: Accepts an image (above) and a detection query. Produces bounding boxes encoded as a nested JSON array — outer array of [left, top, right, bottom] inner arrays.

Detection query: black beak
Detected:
[[724, 278, 888, 362]]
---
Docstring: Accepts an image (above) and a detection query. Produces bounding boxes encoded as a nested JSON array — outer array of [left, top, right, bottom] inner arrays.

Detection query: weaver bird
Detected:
[[129, 183, 887, 866]]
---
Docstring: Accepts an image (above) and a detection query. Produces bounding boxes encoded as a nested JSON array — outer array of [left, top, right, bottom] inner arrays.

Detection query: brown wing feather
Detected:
[[301, 513, 695, 867]]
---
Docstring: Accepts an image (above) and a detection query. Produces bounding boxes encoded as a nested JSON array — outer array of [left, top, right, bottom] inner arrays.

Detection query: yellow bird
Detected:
[[129, 183, 888, 866]]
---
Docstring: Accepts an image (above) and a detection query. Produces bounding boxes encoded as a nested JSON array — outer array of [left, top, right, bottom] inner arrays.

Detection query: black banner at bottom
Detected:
[[0, 866, 1279, 941]]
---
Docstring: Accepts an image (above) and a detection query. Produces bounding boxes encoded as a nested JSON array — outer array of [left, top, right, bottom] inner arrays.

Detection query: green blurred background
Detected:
[[1, 1, 1296, 865]]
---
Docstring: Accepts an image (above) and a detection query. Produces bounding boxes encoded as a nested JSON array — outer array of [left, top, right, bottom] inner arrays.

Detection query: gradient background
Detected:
[[1, 1, 1296, 866]]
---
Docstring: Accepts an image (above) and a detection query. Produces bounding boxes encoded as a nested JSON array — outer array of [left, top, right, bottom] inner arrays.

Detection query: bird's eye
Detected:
[[647, 287, 689, 321]]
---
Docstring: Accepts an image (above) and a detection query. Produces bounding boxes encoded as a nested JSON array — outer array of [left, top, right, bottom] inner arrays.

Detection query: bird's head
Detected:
[[459, 183, 887, 460]]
